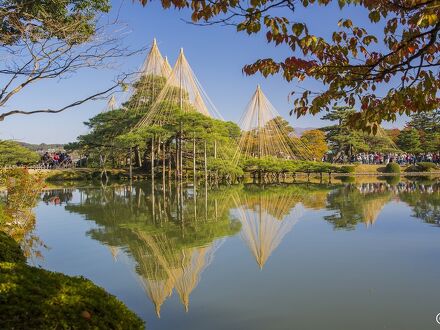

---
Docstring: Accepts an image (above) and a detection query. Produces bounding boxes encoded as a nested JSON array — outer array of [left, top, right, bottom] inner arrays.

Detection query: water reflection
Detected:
[[65, 184, 241, 316], [59, 179, 440, 318], [231, 185, 327, 269]]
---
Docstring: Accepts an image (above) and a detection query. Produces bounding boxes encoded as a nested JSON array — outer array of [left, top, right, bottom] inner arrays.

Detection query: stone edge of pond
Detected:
[[0, 231, 145, 329]]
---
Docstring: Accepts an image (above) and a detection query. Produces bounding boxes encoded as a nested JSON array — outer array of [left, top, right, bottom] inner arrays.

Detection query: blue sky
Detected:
[[0, 0, 407, 144]]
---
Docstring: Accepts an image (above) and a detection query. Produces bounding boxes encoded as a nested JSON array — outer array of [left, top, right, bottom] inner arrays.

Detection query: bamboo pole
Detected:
[[162, 143, 166, 188], [151, 137, 155, 180], [175, 134, 179, 179], [180, 127, 183, 181], [204, 141, 208, 186], [193, 133, 196, 191]]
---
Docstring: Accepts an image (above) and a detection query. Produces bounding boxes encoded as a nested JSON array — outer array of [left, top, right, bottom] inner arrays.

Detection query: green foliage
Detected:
[[240, 157, 350, 174], [208, 158, 243, 177], [409, 109, 440, 134], [1, 0, 111, 45], [397, 129, 422, 154], [379, 175, 401, 185], [0, 261, 144, 329], [339, 165, 356, 174], [420, 132, 440, 153], [406, 162, 439, 173], [0, 141, 40, 166], [325, 185, 392, 229], [300, 129, 328, 160], [384, 163, 401, 174], [71, 73, 240, 175], [398, 184, 440, 226], [0, 198, 144, 329], [416, 162, 439, 171], [0, 169, 45, 258], [322, 107, 397, 158], [0, 231, 25, 263]]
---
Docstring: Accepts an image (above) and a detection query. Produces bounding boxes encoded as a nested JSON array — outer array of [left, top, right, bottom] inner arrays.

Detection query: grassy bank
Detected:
[[39, 164, 440, 184], [0, 231, 144, 329]]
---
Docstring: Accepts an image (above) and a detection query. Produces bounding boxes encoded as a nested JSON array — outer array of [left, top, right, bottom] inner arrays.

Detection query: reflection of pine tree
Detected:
[[0, 170, 45, 260], [65, 184, 240, 316], [399, 184, 440, 226], [325, 185, 392, 229]]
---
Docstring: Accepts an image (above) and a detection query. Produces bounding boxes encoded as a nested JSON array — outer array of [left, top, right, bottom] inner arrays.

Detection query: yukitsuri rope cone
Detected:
[[103, 95, 117, 112], [233, 85, 314, 164], [121, 38, 171, 112], [135, 47, 222, 128]]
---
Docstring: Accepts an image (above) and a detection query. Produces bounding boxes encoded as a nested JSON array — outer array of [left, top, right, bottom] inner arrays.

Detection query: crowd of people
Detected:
[[328, 152, 440, 165], [41, 151, 73, 168]]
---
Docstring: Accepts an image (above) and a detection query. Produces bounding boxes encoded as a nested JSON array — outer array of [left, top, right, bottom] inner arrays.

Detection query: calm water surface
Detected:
[[30, 179, 440, 329]]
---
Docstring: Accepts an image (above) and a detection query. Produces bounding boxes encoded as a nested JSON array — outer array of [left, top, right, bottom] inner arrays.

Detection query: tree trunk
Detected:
[[135, 145, 142, 167], [129, 147, 133, 181]]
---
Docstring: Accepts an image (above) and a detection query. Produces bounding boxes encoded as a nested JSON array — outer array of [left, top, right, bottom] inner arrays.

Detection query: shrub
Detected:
[[405, 162, 439, 173], [337, 175, 356, 183], [339, 165, 356, 173], [416, 162, 438, 172], [0, 232, 25, 263], [384, 162, 401, 173], [0, 233, 144, 329], [378, 175, 401, 185]]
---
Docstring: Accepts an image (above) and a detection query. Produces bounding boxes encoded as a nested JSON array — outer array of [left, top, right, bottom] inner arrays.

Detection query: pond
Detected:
[[30, 179, 440, 329]]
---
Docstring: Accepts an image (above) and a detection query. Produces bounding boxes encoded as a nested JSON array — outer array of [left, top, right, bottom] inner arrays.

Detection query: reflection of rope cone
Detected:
[[174, 240, 223, 312], [136, 47, 222, 128], [233, 85, 314, 163], [107, 245, 119, 261], [361, 194, 391, 227], [133, 230, 223, 316], [233, 193, 303, 269], [139, 276, 174, 318]]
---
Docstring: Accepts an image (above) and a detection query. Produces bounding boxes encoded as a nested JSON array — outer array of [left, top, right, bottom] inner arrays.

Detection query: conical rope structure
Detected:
[[375, 125, 400, 151], [140, 38, 167, 78], [233, 85, 315, 164], [103, 95, 117, 112], [162, 56, 172, 77], [121, 38, 171, 112], [232, 191, 304, 269], [135, 48, 223, 128]]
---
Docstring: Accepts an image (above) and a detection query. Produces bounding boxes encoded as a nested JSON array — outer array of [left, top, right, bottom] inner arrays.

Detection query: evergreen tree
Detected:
[[397, 129, 422, 154], [408, 110, 440, 134], [0, 141, 40, 166], [407, 109, 440, 153], [322, 107, 396, 159]]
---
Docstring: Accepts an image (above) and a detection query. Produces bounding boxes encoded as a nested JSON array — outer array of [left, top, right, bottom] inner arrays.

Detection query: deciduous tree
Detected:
[[300, 129, 328, 160], [138, 0, 440, 130], [0, 0, 138, 121]]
